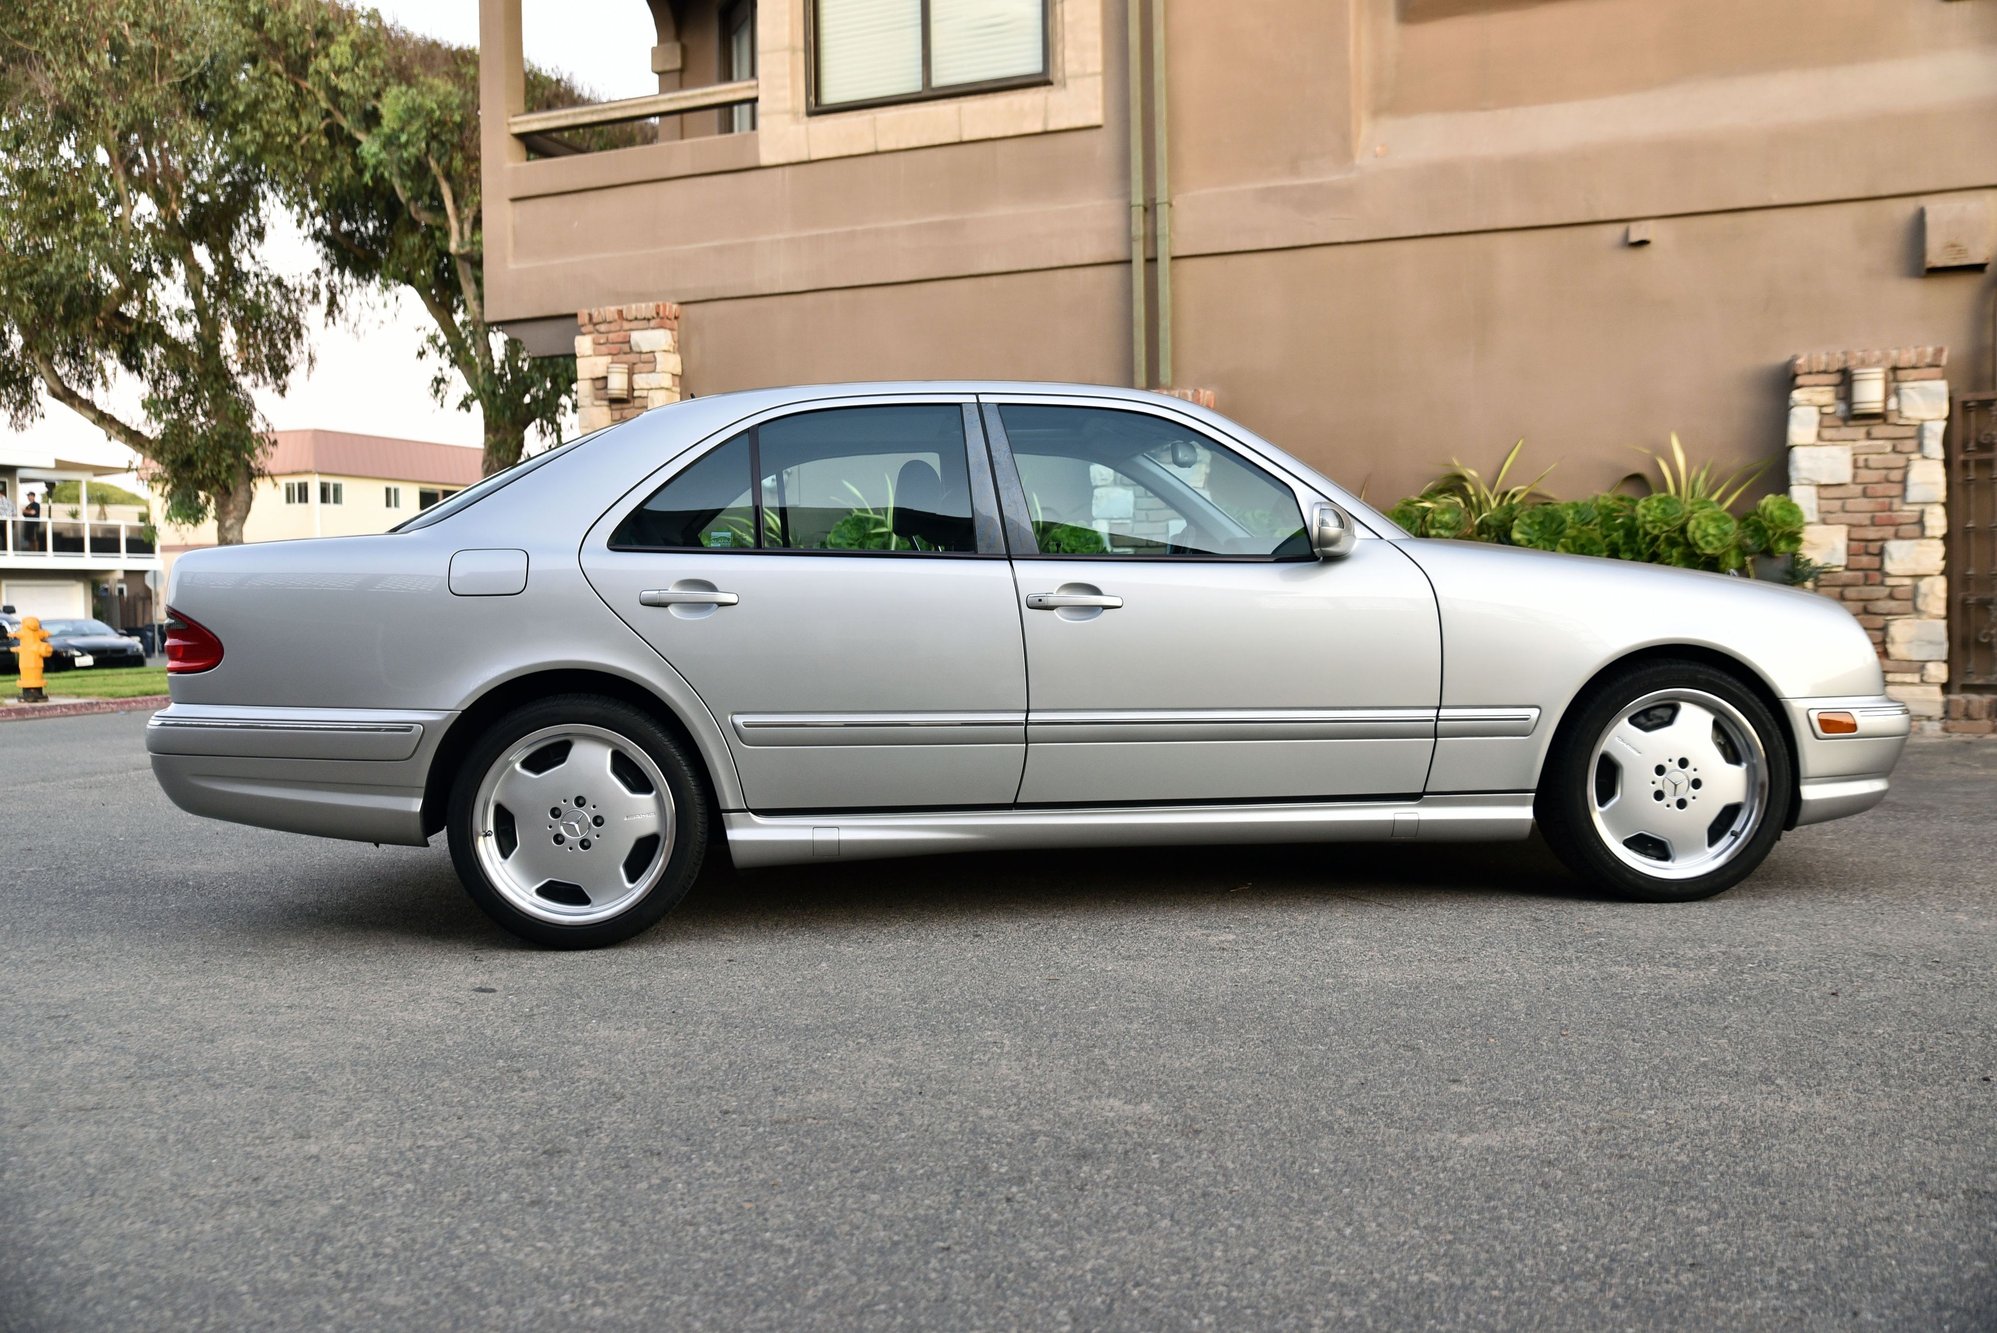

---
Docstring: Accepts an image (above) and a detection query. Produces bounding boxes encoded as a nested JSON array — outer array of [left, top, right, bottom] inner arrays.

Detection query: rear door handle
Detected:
[[1026, 592, 1122, 610], [640, 589, 739, 607]]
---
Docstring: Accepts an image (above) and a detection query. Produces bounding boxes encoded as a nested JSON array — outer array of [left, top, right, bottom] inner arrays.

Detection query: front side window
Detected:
[[813, 0, 1047, 110], [996, 405, 1309, 558], [611, 405, 980, 554]]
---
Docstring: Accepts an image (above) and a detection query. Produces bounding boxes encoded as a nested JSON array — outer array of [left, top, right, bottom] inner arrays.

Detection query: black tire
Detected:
[[446, 693, 708, 948], [1536, 659, 1794, 903]]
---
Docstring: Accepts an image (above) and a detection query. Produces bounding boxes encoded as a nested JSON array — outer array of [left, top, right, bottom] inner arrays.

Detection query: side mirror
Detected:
[[1169, 439, 1200, 468], [1309, 501, 1357, 560]]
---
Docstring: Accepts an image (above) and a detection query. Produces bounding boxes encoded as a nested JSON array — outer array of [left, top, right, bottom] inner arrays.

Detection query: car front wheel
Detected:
[[446, 694, 707, 947], [1536, 660, 1793, 902]]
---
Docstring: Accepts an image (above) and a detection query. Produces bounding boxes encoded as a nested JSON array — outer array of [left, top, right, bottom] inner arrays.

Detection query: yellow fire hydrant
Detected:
[[15, 615, 53, 702]]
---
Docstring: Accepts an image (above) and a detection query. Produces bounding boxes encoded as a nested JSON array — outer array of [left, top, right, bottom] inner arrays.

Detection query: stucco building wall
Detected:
[[482, 0, 1997, 495]]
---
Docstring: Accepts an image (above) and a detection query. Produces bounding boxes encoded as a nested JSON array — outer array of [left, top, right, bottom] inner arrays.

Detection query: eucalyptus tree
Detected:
[[0, 0, 313, 542], [246, 1, 586, 476]]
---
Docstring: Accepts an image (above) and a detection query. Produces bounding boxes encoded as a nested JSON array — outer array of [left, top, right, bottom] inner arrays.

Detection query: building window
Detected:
[[725, 1, 757, 132], [283, 481, 308, 505], [385, 486, 402, 509], [319, 481, 344, 505], [418, 488, 458, 510], [812, 0, 1048, 112]]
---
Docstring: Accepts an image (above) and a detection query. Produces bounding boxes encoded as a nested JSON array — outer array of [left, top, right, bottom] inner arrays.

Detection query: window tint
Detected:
[[610, 405, 979, 554], [996, 405, 1309, 558], [759, 406, 976, 552], [611, 435, 757, 549]]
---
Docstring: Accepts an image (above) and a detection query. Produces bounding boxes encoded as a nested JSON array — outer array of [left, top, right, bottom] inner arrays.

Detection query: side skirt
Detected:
[[722, 793, 1535, 870]]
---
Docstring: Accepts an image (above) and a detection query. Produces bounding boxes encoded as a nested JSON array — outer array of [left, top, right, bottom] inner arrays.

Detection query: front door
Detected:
[[582, 400, 1026, 812], [985, 399, 1441, 805]]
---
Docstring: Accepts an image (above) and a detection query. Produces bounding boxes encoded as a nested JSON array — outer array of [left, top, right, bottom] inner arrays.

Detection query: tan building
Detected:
[[478, 0, 1997, 713], [160, 429, 480, 578]]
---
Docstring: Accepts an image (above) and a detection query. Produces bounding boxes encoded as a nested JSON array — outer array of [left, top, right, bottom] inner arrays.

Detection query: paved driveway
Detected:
[[1, 712, 1991, 1330]]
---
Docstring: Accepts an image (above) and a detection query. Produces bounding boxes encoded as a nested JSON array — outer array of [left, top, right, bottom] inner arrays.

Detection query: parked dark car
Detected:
[[32, 618, 148, 670]]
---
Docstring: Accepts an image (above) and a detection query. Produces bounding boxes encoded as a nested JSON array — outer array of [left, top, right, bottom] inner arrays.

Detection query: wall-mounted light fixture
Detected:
[[604, 362, 631, 403], [1847, 365, 1887, 419]]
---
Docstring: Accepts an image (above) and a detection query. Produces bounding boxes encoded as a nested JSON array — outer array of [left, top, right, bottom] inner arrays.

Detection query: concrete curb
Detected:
[[0, 695, 169, 723]]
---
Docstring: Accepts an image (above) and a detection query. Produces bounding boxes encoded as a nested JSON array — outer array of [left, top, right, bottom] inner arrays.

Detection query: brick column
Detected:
[[1786, 348, 1949, 723], [575, 302, 683, 433]]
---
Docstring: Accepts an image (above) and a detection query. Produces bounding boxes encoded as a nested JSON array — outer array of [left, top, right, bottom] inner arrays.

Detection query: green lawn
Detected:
[[1, 664, 168, 699]]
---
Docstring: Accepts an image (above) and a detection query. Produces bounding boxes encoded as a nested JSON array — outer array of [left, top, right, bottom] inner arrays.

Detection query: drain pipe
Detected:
[[1127, 0, 1147, 389], [1150, 0, 1172, 389]]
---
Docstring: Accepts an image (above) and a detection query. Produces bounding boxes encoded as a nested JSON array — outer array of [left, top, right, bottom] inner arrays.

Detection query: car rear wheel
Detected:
[[446, 694, 707, 947], [1536, 660, 1793, 902]]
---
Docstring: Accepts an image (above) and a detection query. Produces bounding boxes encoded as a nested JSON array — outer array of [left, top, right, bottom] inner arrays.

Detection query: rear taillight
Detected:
[[164, 608, 223, 674]]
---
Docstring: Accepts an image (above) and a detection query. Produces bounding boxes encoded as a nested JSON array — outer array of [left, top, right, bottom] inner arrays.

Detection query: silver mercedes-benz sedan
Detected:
[[148, 383, 1909, 947]]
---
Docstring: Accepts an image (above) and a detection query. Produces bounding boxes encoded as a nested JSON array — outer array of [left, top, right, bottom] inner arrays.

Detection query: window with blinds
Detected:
[[813, 0, 1047, 111]]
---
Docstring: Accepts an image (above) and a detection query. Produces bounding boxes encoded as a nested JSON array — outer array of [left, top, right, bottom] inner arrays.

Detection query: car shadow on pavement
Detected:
[[224, 832, 1593, 950], [670, 833, 1595, 930]]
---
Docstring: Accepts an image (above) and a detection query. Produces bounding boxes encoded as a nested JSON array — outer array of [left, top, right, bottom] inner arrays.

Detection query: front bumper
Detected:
[[1782, 695, 1911, 828], [146, 704, 456, 846]]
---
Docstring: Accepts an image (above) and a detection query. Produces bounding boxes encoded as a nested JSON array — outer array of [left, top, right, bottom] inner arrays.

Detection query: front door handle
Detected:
[[1026, 592, 1122, 610], [640, 588, 739, 607]]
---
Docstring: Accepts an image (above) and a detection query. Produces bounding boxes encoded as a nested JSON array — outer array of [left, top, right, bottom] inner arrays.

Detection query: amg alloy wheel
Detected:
[[1537, 661, 1793, 902], [448, 695, 706, 947]]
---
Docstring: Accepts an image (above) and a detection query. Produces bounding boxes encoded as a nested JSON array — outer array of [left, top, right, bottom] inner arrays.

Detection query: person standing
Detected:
[[19, 488, 41, 553]]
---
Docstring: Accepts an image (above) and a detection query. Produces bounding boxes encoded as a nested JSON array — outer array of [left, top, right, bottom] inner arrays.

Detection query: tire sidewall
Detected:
[[447, 694, 707, 947], [1537, 661, 1794, 902]]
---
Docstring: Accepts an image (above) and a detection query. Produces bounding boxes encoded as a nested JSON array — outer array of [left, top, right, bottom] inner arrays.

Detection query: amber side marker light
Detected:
[[1815, 711, 1859, 736]]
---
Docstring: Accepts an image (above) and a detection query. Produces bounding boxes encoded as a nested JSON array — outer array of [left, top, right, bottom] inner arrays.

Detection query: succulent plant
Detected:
[[1635, 493, 1688, 536], [1684, 502, 1738, 556], [1394, 439, 1803, 578]]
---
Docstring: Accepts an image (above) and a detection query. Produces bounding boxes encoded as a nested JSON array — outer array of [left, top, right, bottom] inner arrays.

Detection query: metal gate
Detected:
[[1953, 392, 1997, 690]]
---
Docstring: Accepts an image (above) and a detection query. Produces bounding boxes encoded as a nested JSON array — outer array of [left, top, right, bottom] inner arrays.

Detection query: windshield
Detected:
[[390, 428, 610, 533], [42, 619, 118, 636]]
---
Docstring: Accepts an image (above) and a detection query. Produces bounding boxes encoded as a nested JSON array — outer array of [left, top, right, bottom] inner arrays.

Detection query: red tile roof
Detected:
[[262, 430, 485, 487]]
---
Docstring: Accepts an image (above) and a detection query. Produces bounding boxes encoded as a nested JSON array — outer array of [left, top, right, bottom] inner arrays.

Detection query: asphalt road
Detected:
[[2, 712, 1992, 1331]]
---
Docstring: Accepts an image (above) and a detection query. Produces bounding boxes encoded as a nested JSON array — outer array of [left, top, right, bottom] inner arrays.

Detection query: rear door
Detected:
[[581, 397, 1027, 812], [984, 397, 1442, 805]]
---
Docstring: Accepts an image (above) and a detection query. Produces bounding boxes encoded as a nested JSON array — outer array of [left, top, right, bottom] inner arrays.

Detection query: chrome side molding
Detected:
[[1435, 707, 1541, 739], [723, 793, 1536, 869]]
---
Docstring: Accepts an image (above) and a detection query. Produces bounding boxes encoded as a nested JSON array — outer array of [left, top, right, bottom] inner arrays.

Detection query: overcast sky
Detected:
[[5, 1, 659, 470]]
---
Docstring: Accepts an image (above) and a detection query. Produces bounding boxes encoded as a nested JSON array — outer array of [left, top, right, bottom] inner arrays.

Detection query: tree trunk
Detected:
[[482, 412, 527, 477], [211, 455, 256, 546]]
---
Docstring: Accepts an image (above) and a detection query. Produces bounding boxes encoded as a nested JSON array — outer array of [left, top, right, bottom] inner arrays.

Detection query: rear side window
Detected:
[[611, 405, 980, 554], [611, 436, 757, 549]]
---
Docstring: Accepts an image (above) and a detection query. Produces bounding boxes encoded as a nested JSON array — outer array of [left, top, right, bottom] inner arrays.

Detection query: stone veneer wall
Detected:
[[575, 302, 683, 434], [1787, 348, 1951, 725]]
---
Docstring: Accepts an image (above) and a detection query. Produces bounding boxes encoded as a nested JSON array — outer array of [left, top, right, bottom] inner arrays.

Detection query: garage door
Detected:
[[2, 579, 87, 620]]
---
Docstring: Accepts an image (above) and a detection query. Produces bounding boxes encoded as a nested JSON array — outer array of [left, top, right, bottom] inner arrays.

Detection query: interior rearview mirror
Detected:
[[1309, 501, 1357, 560]]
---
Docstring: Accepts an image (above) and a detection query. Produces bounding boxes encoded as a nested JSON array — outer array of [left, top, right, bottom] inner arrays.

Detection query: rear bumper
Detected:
[[146, 704, 455, 846], [1782, 695, 1911, 828]]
